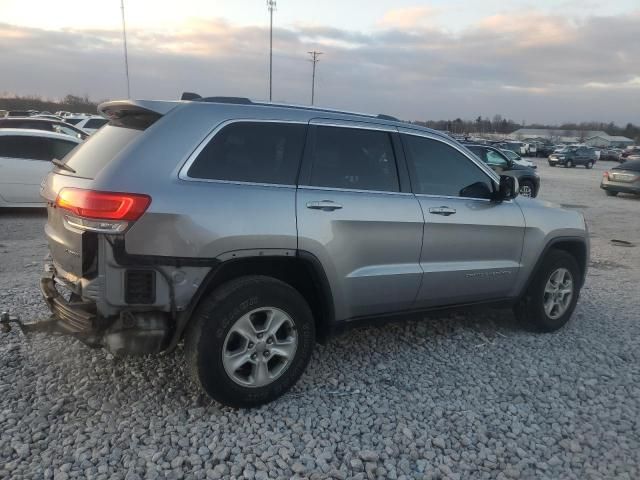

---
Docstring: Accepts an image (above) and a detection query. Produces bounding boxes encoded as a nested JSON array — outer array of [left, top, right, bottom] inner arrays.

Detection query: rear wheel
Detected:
[[586, 161, 594, 169], [185, 276, 315, 408], [519, 180, 535, 198], [565, 160, 573, 168], [515, 250, 581, 332], [605, 190, 618, 197]]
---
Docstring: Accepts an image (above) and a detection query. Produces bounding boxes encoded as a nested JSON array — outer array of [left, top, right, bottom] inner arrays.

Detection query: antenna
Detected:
[[120, 0, 131, 98], [267, 0, 277, 101], [308, 51, 323, 105]]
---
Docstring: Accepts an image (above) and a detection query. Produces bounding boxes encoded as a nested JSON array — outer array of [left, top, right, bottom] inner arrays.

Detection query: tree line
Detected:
[[414, 115, 639, 142], [0, 94, 99, 115]]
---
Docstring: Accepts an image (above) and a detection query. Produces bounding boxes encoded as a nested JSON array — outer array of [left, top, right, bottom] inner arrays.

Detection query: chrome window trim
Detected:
[[178, 118, 308, 184], [298, 185, 413, 196], [414, 193, 513, 204], [309, 118, 398, 133], [398, 128, 501, 183]]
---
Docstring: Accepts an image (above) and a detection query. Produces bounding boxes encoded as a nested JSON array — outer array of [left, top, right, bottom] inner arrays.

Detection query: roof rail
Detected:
[[199, 96, 253, 105]]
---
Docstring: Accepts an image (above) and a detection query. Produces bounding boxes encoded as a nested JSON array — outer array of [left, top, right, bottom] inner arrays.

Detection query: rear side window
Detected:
[[65, 118, 82, 125], [308, 125, 399, 192], [188, 122, 306, 185], [403, 135, 493, 198]]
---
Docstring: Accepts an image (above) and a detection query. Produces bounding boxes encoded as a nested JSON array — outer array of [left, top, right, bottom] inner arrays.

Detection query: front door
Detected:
[[297, 121, 424, 321], [400, 130, 526, 308]]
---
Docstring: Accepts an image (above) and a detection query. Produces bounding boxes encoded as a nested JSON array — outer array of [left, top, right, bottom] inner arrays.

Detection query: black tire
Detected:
[[548, 162, 555, 167], [185, 275, 315, 408], [519, 180, 535, 198], [586, 161, 593, 169], [515, 249, 581, 332], [605, 190, 618, 197], [565, 160, 573, 168]]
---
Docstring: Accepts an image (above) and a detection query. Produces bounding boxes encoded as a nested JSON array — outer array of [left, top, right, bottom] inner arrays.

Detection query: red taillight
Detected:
[[55, 188, 151, 221], [603, 171, 609, 180]]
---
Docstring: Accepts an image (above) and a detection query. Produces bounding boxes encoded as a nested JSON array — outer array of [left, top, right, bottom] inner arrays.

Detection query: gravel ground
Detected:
[[1, 159, 639, 480]]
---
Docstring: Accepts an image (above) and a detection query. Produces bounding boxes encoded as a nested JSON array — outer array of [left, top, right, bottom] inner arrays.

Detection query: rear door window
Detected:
[[187, 122, 307, 185], [307, 125, 399, 192]]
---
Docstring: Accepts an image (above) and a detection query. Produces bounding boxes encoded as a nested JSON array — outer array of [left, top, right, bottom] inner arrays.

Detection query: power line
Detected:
[[308, 51, 323, 105], [120, 0, 131, 98], [267, 0, 276, 101]]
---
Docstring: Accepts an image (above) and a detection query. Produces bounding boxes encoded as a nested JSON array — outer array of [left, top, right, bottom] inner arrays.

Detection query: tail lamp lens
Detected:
[[55, 188, 151, 221]]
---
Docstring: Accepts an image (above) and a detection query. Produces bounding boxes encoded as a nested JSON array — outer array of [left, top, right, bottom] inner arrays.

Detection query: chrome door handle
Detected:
[[306, 200, 343, 211], [429, 206, 456, 216]]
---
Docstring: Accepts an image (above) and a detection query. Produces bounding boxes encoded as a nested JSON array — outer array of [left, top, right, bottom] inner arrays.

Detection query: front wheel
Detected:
[[565, 160, 573, 168], [605, 190, 618, 197], [515, 250, 581, 332], [185, 276, 315, 408], [519, 180, 535, 198]]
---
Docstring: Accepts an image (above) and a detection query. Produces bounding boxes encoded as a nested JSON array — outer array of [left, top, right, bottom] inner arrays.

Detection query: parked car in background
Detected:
[[535, 143, 556, 158], [464, 143, 540, 197], [501, 149, 536, 169], [601, 160, 640, 197], [74, 116, 109, 134], [3, 110, 33, 118], [499, 141, 528, 156], [0, 118, 89, 140], [548, 146, 597, 168], [620, 146, 640, 162], [0, 129, 81, 207], [599, 148, 622, 162]]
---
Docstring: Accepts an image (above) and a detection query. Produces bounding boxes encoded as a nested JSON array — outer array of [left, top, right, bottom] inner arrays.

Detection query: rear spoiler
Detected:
[[98, 100, 180, 130]]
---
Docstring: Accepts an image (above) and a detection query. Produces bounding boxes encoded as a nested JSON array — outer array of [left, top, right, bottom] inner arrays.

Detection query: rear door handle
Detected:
[[306, 200, 343, 211], [429, 206, 456, 216]]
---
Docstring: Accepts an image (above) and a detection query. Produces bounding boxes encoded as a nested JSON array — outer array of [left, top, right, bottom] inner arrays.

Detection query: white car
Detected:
[[73, 116, 109, 134], [0, 129, 82, 207]]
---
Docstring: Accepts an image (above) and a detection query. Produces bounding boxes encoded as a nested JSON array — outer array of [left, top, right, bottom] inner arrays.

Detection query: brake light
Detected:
[[603, 171, 609, 180], [55, 188, 151, 221]]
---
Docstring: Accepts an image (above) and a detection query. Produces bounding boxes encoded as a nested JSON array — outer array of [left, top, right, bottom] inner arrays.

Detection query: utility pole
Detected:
[[120, 0, 131, 98], [308, 51, 323, 105], [267, 0, 276, 101]]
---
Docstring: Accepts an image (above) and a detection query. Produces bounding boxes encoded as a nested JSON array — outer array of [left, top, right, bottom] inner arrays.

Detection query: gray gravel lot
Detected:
[[1, 159, 639, 479]]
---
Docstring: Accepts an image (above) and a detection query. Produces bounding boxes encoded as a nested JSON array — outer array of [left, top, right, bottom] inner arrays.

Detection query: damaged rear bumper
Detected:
[[34, 271, 172, 355]]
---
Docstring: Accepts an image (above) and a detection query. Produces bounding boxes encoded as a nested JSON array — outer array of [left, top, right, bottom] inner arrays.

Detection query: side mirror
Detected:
[[494, 175, 519, 201]]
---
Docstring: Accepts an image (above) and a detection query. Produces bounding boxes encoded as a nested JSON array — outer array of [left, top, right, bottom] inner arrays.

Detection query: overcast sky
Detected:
[[1, 0, 639, 124]]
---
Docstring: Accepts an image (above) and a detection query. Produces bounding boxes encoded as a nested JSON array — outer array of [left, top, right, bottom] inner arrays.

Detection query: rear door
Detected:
[[296, 120, 424, 321], [0, 135, 76, 204], [400, 130, 526, 307]]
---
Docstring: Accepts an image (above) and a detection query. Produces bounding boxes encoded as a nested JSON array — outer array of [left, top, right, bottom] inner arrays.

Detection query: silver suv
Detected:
[[38, 95, 589, 407]]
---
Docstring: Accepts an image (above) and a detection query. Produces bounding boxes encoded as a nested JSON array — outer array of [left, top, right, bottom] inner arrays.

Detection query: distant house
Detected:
[[585, 135, 634, 148], [509, 128, 634, 147]]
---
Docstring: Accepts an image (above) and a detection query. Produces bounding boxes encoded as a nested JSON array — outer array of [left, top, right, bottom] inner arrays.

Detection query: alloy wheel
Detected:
[[543, 268, 574, 320], [222, 307, 298, 387]]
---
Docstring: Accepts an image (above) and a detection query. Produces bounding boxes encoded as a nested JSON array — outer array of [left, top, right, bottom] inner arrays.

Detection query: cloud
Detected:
[[0, 10, 639, 124], [378, 6, 441, 30]]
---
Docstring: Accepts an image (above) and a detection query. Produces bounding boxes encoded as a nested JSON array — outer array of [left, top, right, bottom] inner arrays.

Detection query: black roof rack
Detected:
[[179, 92, 400, 121]]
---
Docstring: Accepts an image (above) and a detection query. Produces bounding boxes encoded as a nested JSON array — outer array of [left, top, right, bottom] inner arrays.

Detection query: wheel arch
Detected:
[[521, 236, 588, 299], [167, 252, 335, 351]]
